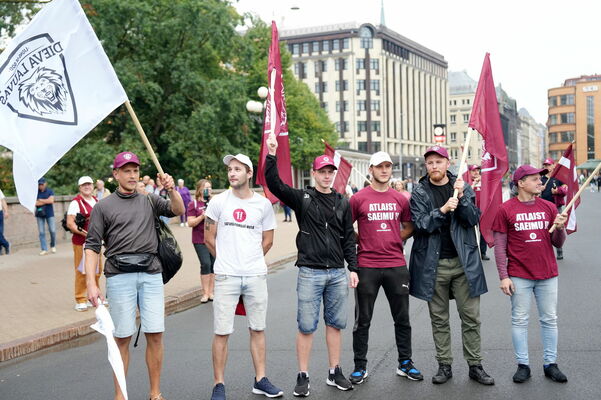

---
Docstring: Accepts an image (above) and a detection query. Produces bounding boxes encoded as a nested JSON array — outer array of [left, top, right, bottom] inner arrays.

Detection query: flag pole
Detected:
[[320, 139, 371, 185], [549, 160, 601, 233], [124, 100, 164, 176], [453, 127, 474, 198], [541, 141, 575, 191], [269, 69, 277, 134]]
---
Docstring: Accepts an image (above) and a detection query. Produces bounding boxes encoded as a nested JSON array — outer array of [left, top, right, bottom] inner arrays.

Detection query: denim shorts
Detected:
[[297, 267, 348, 334], [213, 274, 268, 335], [106, 272, 164, 338], [193, 243, 215, 275]]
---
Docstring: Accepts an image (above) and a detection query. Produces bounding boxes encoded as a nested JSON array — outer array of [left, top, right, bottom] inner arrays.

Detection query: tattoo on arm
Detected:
[[205, 217, 215, 231]]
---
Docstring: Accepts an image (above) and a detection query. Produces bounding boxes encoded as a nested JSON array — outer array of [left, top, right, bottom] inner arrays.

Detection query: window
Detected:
[[322, 40, 330, 52], [314, 82, 327, 93], [549, 132, 557, 144], [358, 142, 368, 152], [370, 59, 379, 70], [549, 114, 558, 125], [549, 96, 557, 107], [370, 80, 380, 91], [357, 100, 366, 111], [320, 102, 327, 111], [560, 112, 575, 124], [342, 38, 349, 49], [450, 115, 456, 125], [335, 58, 348, 70], [463, 131, 468, 141], [332, 39, 340, 51], [335, 121, 349, 134], [357, 79, 366, 91], [312, 41, 319, 53], [335, 80, 348, 91], [359, 26, 373, 49], [451, 149, 458, 158], [314, 60, 327, 73], [356, 58, 365, 70], [292, 44, 300, 55], [587, 96, 595, 159], [450, 132, 457, 142], [371, 121, 381, 132], [294, 62, 306, 79], [371, 100, 380, 111], [336, 101, 348, 112], [358, 121, 367, 132], [466, 99, 470, 105], [463, 114, 470, 123], [560, 94, 575, 105], [561, 131, 575, 142], [302, 42, 309, 54]]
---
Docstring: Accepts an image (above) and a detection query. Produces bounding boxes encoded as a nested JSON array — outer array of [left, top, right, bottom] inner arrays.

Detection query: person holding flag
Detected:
[[264, 133, 357, 396], [540, 158, 568, 260], [492, 165, 568, 383], [409, 146, 494, 386], [349, 151, 422, 384], [467, 165, 490, 260]]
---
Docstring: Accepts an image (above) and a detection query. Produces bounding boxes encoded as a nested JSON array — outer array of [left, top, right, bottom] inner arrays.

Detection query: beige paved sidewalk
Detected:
[[0, 211, 298, 360]]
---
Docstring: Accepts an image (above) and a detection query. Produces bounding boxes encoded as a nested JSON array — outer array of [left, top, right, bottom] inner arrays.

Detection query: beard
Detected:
[[428, 171, 446, 183]]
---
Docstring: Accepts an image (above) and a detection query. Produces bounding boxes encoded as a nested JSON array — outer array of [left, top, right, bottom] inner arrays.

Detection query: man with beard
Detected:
[[264, 133, 356, 397], [409, 146, 494, 385], [205, 154, 283, 400], [349, 151, 421, 385]]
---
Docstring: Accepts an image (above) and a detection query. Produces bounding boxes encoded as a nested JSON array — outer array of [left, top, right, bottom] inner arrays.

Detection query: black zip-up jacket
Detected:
[[264, 154, 357, 272]]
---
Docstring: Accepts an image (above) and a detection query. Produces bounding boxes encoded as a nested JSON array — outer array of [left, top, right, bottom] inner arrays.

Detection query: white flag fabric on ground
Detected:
[[0, 0, 127, 211], [91, 305, 128, 400]]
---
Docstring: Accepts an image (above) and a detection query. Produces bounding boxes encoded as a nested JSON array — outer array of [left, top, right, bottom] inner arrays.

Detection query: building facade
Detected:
[[281, 22, 448, 179], [519, 108, 546, 167], [548, 75, 601, 166]]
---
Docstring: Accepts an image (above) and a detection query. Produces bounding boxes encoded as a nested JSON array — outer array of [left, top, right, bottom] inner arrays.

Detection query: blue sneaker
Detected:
[[396, 359, 424, 381], [349, 368, 368, 384], [252, 377, 284, 398], [211, 383, 225, 400]]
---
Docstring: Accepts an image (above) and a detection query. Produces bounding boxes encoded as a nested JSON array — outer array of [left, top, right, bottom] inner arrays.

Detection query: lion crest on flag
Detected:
[[18, 66, 68, 116]]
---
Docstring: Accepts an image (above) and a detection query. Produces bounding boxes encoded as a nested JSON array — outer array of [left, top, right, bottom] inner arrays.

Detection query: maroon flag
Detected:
[[256, 21, 292, 203], [468, 53, 509, 247], [549, 143, 579, 234], [324, 142, 353, 194]]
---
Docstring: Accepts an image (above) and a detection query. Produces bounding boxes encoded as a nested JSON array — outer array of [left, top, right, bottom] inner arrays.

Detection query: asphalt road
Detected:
[[1, 192, 600, 400]]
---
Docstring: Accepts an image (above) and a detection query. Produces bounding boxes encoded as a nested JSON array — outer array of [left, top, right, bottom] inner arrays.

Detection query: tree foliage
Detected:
[[1, 0, 337, 194]]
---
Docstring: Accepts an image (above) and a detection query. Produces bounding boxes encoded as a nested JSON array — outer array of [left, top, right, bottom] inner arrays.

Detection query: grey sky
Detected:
[[234, 0, 600, 124]]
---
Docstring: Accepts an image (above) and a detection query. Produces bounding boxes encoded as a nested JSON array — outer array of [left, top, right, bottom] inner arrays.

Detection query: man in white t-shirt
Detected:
[[0, 188, 10, 255], [205, 153, 283, 400]]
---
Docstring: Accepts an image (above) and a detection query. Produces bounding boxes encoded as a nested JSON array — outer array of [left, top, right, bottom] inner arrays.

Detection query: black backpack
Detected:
[[147, 195, 183, 284]]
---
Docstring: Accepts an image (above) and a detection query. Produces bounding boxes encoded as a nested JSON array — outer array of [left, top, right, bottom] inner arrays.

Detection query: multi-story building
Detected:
[[447, 71, 482, 166], [496, 85, 520, 169], [548, 75, 601, 166], [281, 22, 448, 179], [519, 108, 546, 166]]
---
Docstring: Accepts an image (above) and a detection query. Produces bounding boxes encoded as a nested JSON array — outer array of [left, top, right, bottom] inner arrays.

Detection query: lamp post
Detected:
[[246, 86, 268, 114]]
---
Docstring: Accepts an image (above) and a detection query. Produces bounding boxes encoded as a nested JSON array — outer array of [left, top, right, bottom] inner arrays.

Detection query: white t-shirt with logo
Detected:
[[206, 190, 276, 276], [0, 189, 5, 212], [67, 197, 97, 215]]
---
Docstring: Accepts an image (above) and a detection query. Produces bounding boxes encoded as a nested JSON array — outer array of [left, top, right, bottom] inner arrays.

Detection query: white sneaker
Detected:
[[51, 247, 57, 253], [86, 301, 93, 308], [74, 303, 88, 312], [180, 223, 185, 227], [39, 250, 48, 256]]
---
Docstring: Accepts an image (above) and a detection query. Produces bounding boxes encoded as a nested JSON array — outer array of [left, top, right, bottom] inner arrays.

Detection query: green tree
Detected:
[[0, 1, 41, 46]]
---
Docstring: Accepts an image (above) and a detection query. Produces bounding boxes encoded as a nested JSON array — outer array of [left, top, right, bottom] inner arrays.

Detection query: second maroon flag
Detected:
[[549, 143, 579, 234], [256, 21, 292, 203], [468, 53, 509, 247], [324, 142, 352, 194]]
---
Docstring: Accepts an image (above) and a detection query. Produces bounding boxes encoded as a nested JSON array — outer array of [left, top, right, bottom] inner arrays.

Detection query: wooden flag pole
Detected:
[[269, 69, 277, 135], [453, 127, 474, 198], [549, 160, 601, 233], [124, 100, 164, 176]]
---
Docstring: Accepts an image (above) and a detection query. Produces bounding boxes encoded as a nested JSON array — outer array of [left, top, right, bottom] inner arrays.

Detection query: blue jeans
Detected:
[[297, 267, 348, 334], [36, 216, 56, 251], [510, 276, 558, 365], [0, 211, 9, 251]]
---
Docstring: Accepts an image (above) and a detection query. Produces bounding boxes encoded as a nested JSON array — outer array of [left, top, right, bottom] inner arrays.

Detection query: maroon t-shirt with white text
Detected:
[[350, 186, 411, 268], [187, 199, 208, 244], [492, 197, 559, 280]]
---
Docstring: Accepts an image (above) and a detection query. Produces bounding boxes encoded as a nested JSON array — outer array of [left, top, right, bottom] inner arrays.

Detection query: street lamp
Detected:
[[246, 86, 268, 114]]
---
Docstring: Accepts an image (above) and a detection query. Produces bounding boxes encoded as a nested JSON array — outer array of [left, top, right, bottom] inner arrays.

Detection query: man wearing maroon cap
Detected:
[[409, 145, 494, 385], [540, 158, 567, 260], [492, 165, 568, 383], [264, 133, 357, 396], [85, 151, 185, 400]]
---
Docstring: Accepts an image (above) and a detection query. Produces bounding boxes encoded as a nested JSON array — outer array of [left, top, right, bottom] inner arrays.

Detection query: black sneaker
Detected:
[[481, 254, 490, 260], [544, 364, 568, 383], [432, 364, 452, 384], [326, 365, 353, 391], [469, 364, 495, 385], [211, 383, 226, 400], [349, 368, 368, 385], [252, 377, 284, 398], [293, 372, 310, 397], [513, 364, 531, 383], [396, 359, 424, 381]]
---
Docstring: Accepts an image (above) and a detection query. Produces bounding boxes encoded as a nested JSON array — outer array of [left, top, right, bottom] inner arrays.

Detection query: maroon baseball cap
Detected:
[[543, 158, 554, 165], [513, 165, 548, 183], [313, 155, 337, 171], [468, 164, 481, 171], [113, 151, 140, 169], [424, 145, 449, 159]]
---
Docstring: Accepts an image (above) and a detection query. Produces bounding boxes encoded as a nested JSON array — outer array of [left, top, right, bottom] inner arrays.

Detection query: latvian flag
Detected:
[[324, 142, 352, 194], [549, 143, 579, 234]]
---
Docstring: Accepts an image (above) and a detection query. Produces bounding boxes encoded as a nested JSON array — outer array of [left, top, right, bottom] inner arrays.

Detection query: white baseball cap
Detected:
[[369, 151, 393, 166], [223, 153, 253, 171], [78, 176, 93, 186]]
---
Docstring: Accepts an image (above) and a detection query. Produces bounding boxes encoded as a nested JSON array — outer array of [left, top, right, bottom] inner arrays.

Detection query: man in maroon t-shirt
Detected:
[[349, 151, 421, 384], [492, 165, 568, 384]]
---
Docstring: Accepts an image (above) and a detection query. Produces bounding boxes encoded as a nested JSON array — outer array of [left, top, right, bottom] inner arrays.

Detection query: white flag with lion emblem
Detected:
[[0, 0, 127, 211]]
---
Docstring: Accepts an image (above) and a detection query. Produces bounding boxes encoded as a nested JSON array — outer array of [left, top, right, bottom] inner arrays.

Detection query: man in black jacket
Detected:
[[409, 146, 494, 386], [264, 133, 357, 397]]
